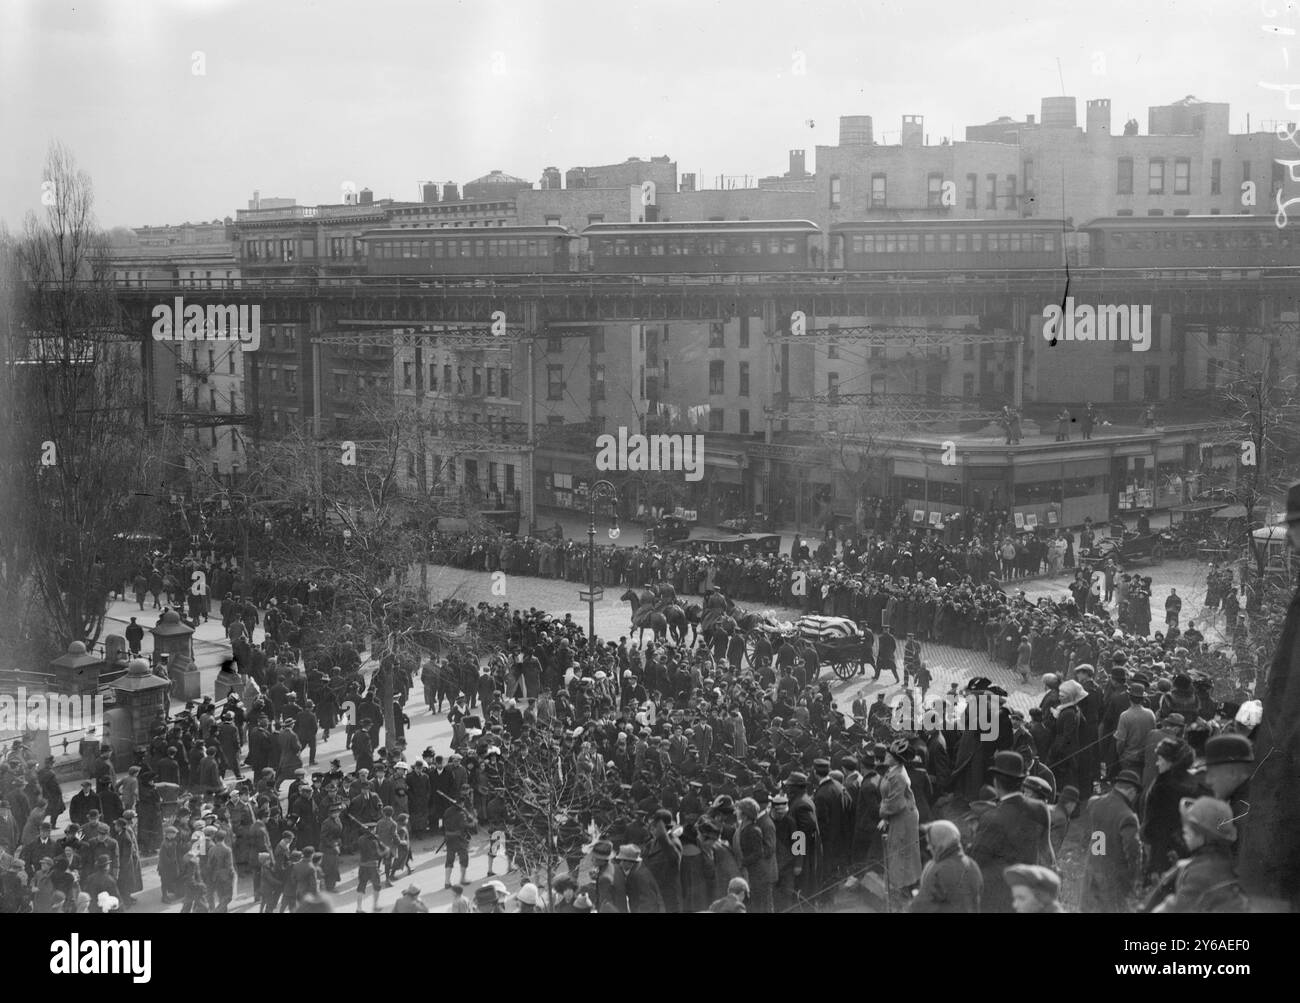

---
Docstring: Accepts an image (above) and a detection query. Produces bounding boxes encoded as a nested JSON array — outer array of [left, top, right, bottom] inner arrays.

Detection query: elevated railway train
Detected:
[[119, 214, 1300, 290]]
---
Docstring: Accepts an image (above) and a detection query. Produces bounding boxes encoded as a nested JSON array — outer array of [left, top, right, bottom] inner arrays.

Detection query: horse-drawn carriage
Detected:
[[797, 615, 874, 680]]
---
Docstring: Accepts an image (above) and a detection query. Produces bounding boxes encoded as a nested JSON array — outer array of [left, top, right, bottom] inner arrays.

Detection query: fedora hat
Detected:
[[988, 751, 1026, 780], [615, 844, 642, 863], [1113, 769, 1143, 789], [1205, 733, 1254, 766]]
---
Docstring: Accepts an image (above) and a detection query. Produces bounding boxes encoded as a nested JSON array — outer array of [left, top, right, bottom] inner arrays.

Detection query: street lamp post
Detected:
[[585, 480, 619, 644]]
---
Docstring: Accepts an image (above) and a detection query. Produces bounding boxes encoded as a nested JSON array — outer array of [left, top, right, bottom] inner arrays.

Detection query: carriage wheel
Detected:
[[833, 660, 856, 680]]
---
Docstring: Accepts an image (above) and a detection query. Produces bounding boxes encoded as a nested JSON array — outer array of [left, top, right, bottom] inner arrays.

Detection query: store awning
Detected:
[[1211, 504, 1248, 519]]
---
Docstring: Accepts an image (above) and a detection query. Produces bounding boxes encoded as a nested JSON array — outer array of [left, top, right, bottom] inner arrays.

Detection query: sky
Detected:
[[0, 0, 1288, 230]]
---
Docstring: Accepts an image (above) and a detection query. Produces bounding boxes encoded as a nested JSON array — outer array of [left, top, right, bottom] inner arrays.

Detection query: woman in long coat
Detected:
[[879, 741, 922, 898]]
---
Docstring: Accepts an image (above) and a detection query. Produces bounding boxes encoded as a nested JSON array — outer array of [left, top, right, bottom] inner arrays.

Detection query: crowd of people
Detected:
[[0, 494, 1276, 914]]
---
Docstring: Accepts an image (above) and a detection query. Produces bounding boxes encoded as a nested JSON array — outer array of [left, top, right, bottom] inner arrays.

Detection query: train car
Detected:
[[1080, 214, 1300, 269], [830, 218, 1069, 273], [358, 225, 577, 275], [583, 220, 821, 274]]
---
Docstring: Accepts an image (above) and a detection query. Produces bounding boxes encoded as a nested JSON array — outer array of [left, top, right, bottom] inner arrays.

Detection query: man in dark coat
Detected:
[[1080, 769, 1142, 912], [68, 782, 100, 827], [785, 772, 823, 903], [616, 844, 664, 913], [643, 809, 682, 912], [969, 751, 1053, 913], [811, 758, 850, 889], [1239, 482, 1300, 910]]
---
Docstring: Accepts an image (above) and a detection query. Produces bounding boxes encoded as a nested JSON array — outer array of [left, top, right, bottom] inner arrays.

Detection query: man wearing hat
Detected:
[[783, 771, 823, 905], [393, 884, 428, 913], [1237, 479, 1300, 909], [616, 843, 665, 913], [1080, 769, 1142, 913], [969, 751, 1053, 913], [1202, 734, 1253, 867], [1148, 797, 1245, 913], [812, 757, 851, 892], [1004, 863, 1065, 913], [589, 840, 625, 913], [1114, 682, 1156, 774]]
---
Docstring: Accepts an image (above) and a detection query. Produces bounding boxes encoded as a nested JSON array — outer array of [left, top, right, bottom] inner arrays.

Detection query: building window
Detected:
[[927, 173, 943, 208], [709, 322, 725, 348], [985, 174, 997, 209], [962, 373, 974, 397], [588, 214, 604, 225], [829, 175, 841, 209], [709, 360, 725, 395], [1148, 159, 1165, 194], [547, 333, 563, 353], [1113, 366, 1130, 401], [709, 409, 724, 432], [739, 361, 750, 397], [739, 409, 750, 434], [547, 365, 564, 400], [1006, 175, 1017, 206], [1174, 158, 1190, 194], [403, 361, 413, 389], [593, 365, 606, 400], [871, 173, 887, 208], [1117, 158, 1134, 195], [965, 173, 977, 209], [738, 316, 749, 348], [662, 358, 670, 389], [1144, 366, 1160, 399], [500, 368, 511, 398], [1210, 159, 1221, 195], [827, 371, 839, 403], [545, 215, 561, 226]]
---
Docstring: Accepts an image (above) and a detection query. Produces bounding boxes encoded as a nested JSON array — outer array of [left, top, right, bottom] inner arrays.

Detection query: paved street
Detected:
[[75, 544, 1233, 913]]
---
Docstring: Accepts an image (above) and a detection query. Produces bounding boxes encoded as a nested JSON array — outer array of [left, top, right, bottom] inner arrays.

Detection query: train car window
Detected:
[[475, 240, 486, 257], [1181, 233, 1195, 249], [1009, 233, 1022, 252], [1044, 233, 1054, 252], [1212, 232, 1225, 249], [907, 234, 920, 253], [650, 241, 665, 256], [972, 233, 983, 252], [460, 240, 472, 258], [1193, 232, 1206, 249], [1281, 230, 1293, 247], [783, 236, 798, 254], [886, 234, 898, 253], [939, 233, 952, 252], [1032, 233, 1044, 251], [750, 237, 762, 254], [614, 238, 627, 256], [1111, 234, 1123, 251], [1162, 233, 1176, 250], [955, 233, 967, 252], [924, 234, 936, 253]]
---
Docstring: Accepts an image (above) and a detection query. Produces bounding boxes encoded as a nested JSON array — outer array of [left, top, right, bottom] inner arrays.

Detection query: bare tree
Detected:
[[1, 141, 155, 649]]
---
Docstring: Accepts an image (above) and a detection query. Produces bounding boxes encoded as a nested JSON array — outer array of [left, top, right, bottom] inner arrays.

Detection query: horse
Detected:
[[661, 603, 688, 646], [620, 589, 669, 646]]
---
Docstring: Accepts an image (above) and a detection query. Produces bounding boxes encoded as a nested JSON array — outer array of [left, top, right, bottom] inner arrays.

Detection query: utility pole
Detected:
[[584, 480, 618, 643]]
